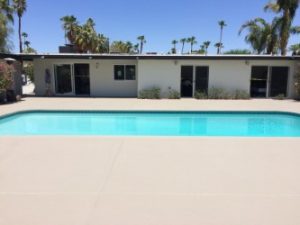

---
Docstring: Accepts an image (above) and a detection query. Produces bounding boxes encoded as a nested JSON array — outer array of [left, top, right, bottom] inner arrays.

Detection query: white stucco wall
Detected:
[[33, 57, 297, 98], [137, 59, 296, 98], [33, 58, 137, 97]]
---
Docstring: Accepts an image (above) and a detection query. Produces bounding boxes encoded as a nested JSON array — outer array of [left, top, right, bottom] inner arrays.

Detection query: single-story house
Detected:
[[1, 53, 300, 98]]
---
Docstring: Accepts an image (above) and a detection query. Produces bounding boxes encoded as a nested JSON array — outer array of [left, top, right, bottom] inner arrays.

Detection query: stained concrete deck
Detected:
[[0, 98, 300, 225]]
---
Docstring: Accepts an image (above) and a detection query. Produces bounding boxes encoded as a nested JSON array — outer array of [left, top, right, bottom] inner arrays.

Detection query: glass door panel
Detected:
[[250, 66, 268, 98], [74, 64, 90, 95], [55, 65, 73, 94], [270, 67, 288, 97], [181, 66, 193, 97], [195, 66, 209, 94]]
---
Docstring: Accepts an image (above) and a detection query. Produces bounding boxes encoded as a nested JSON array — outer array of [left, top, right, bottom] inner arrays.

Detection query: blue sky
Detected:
[[11, 0, 300, 54]]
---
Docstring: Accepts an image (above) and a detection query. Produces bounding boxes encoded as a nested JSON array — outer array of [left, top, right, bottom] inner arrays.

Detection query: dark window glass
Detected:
[[125, 65, 136, 80], [55, 65, 72, 94], [74, 64, 89, 77], [74, 64, 90, 95], [251, 66, 268, 80], [250, 66, 268, 98], [114, 65, 125, 80], [181, 66, 193, 97], [195, 66, 209, 94], [270, 67, 289, 97]]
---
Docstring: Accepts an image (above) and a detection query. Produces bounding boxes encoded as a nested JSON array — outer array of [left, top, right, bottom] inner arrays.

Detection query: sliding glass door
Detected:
[[54, 65, 73, 94], [195, 66, 209, 94], [269, 67, 289, 97], [181, 66, 193, 97], [250, 66, 268, 98], [74, 64, 90, 95]]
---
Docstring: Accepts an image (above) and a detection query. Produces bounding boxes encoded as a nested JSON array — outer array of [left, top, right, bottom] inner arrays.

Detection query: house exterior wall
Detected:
[[33, 58, 138, 97], [137, 59, 296, 98], [33, 57, 297, 98]]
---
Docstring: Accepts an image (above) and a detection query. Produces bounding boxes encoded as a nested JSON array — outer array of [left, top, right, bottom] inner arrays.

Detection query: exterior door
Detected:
[[54, 65, 73, 94], [269, 67, 288, 97], [250, 66, 268, 98], [74, 64, 90, 95], [195, 66, 209, 94], [181, 66, 193, 97]]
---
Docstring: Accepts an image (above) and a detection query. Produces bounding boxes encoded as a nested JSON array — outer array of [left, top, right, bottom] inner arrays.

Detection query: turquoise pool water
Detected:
[[0, 111, 300, 137]]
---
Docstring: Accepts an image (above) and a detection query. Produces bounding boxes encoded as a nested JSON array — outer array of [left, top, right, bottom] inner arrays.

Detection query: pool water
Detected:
[[0, 111, 300, 137]]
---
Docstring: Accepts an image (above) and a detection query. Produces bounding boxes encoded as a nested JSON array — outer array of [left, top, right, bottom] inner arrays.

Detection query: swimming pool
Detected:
[[0, 111, 300, 137]]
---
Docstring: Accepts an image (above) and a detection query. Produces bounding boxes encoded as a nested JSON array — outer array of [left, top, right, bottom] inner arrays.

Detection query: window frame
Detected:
[[114, 65, 136, 81]]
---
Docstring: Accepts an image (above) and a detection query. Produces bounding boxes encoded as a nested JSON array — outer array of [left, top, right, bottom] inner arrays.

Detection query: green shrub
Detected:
[[234, 90, 250, 99], [139, 87, 161, 99], [168, 89, 180, 99], [0, 61, 14, 90], [273, 94, 286, 100], [194, 91, 208, 99], [208, 87, 231, 99]]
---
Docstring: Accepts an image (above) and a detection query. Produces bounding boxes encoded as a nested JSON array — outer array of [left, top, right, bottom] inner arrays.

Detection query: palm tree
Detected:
[[22, 31, 27, 49], [60, 15, 79, 45], [180, 38, 187, 54], [172, 40, 178, 49], [187, 36, 197, 53], [13, 0, 27, 53], [264, 0, 299, 55], [133, 44, 139, 53], [214, 42, 224, 54], [24, 40, 30, 49], [239, 17, 281, 55], [291, 25, 300, 41], [0, 0, 14, 22], [203, 41, 211, 55], [289, 43, 300, 55], [218, 20, 227, 54], [171, 40, 178, 53], [137, 35, 146, 53]]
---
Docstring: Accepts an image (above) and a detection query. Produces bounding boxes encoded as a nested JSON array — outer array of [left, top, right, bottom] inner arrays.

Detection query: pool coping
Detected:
[[1, 109, 300, 120]]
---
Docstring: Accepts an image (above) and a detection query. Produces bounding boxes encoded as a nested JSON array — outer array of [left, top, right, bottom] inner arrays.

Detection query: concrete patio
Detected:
[[0, 98, 300, 225]]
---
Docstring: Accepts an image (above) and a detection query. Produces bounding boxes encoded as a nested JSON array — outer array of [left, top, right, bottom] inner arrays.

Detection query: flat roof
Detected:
[[1, 53, 299, 61]]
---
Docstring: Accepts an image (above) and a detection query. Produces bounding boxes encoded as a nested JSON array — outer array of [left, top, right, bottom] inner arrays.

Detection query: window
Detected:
[[114, 65, 136, 80], [126, 65, 136, 80]]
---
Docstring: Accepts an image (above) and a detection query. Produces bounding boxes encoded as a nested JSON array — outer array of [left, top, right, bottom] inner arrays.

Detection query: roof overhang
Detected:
[[1, 53, 299, 61]]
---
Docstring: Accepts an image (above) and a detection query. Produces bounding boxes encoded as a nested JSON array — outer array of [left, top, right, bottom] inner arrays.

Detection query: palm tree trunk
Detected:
[[280, 10, 291, 56], [191, 44, 193, 53], [219, 27, 223, 54], [140, 42, 143, 54], [181, 43, 184, 54], [18, 16, 23, 53]]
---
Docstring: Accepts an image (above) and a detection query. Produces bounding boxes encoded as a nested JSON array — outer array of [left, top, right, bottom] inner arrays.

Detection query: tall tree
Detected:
[[289, 43, 300, 55], [133, 43, 139, 53], [217, 20, 227, 54], [110, 41, 134, 53], [171, 40, 178, 53], [239, 17, 281, 55], [0, 0, 14, 52], [137, 35, 146, 53], [187, 36, 197, 53], [203, 41, 211, 55], [21, 31, 27, 49], [60, 15, 79, 44], [0, 0, 14, 21], [180, 38, 187, 54], [13, 0, 27, 53], [214, 42, 224, 54], [264, 0, 299, 55]]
